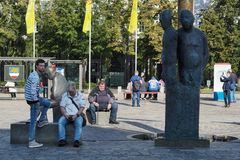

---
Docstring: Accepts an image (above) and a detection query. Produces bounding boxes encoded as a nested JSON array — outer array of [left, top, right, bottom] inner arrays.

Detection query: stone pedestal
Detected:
[[96, 112, 110, 126], [52, 107, 61, 123], [86, 111, 110, 126], [165, 84, 200, 140]]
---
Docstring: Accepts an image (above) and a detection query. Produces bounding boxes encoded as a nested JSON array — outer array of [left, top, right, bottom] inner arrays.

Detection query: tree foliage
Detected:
[[0, 0, 27, 57], [200, 0, 240, 76], [3, 0, 239, 79]]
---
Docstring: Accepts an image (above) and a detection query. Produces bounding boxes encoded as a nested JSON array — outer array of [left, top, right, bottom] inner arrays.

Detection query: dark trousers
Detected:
[[224, 90, 231, 106]]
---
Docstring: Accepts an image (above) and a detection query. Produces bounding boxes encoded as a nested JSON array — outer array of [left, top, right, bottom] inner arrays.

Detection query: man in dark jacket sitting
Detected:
[[87, 80, 119, 124]]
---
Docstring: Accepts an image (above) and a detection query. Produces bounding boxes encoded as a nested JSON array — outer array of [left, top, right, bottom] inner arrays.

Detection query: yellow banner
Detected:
[[82, 0, 92, 33], [128, 0, 138, 33], [25, 0, 35, 34]]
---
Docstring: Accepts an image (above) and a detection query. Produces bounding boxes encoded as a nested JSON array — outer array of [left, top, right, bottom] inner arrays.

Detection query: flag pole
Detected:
[[88, 24, 91, 93], [33, 5, 36, 71], [135, 29, 137, 71]]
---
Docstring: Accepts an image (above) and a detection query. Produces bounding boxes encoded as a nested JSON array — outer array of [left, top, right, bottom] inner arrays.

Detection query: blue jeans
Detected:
[[58, 116, 83, 141], [230, 86, 236, 102], [132, 91, 140, 106], [28, 97, 51, 141], [88, 102, 118, 122]]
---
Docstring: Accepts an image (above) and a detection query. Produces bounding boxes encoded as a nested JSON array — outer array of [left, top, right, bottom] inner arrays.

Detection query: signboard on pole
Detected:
[[4, 65, 25, 82], [213, 63, 231, 101], [56, 67, 65, 76]]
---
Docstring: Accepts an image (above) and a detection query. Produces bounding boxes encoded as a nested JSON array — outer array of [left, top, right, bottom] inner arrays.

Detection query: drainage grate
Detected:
[[211, 135, 238, 142], [130, 133, 156, 140]]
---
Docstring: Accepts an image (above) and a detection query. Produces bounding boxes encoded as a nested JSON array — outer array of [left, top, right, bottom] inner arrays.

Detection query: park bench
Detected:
[[123, 90, 159, 99]]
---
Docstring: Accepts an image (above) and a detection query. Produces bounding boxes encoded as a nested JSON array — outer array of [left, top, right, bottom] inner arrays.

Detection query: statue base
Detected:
[[154, 137, 210, 148]]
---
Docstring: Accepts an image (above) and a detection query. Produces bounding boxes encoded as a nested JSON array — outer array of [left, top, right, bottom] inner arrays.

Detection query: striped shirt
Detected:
[[25, 71, 40, 102]]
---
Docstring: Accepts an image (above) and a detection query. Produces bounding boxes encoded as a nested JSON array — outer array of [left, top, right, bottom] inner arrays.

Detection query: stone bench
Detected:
[[10, 122, 79, 144], [86, 110, 110, 126]]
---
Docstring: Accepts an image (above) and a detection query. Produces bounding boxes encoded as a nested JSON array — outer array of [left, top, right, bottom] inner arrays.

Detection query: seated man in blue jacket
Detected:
[[148, 76, 160, 100]]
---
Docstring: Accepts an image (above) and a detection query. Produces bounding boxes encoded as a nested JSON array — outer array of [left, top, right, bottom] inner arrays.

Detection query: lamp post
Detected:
[[178, 0, 193, 12], [178, 0, 193, 27]]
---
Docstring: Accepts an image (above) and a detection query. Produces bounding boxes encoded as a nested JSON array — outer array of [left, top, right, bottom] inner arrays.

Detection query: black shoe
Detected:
[[73, 140, 82, 147], [109, 120, 120, 124], [58, 139, 67, 147]]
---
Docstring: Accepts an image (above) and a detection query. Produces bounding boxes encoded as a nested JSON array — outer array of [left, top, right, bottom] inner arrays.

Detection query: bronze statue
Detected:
[[160, 9, 177, 86], [178, 9, 209, 87], [158, 9, 209, 145], [44, 66, 68, 122]]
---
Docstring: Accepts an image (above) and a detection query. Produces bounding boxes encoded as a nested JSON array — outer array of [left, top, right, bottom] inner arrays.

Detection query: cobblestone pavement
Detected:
[[0, 92, 240, 160]]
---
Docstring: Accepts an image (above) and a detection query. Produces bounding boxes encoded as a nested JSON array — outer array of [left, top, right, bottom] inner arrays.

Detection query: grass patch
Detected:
[[200, 87, 213, 94]]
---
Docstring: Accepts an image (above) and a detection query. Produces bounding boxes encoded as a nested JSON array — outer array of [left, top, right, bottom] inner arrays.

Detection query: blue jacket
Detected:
[[220, 76, 233, 91], [148, 78, 160, 92], [130, 75, 141, 92], [25, 71, 40, 102]]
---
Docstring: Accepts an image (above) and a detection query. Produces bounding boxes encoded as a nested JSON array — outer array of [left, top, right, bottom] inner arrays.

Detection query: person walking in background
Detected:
[[229, 69, 238, 103], [220, 71, 233, 108], [130, 71, 142, 107], [5, 81, 17, 100], [25, 59, 51, 148]]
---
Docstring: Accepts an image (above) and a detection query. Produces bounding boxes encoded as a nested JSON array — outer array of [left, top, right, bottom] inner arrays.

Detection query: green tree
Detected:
[[137, 0, 177, 77], [0, 0, 27, 57], [200, 0, 240, 76], [38, 0, 86, 59]]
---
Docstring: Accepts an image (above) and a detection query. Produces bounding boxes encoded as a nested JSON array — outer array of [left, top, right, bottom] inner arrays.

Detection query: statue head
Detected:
[[160, 9, 172, 30], [180, 9, 195, 30], [44, 66, 56, 80]]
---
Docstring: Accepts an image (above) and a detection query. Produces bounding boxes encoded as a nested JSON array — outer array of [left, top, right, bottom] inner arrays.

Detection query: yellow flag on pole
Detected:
[[83, 0, 92, 33], [25, 0, 35, 34], [128, 0, 138, 33]]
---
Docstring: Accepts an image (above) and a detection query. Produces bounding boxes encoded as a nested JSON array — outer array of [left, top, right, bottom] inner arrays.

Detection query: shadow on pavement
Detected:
[[200, 97, 215, 101], [118, 117, 161, 122], [213, 121, 240, 126], [82, 125, 141, 141], [200, 102, 221, 107], [121, 120, 163, 133]]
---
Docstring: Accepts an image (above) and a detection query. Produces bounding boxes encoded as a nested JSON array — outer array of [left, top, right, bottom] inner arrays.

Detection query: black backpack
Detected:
[[133, 80, 141, 91]]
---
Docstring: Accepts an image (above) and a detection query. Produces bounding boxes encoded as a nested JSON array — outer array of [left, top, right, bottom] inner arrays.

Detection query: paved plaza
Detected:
[[0, 91, 240, 160]]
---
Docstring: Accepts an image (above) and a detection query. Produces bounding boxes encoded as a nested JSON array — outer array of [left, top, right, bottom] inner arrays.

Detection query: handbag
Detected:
[[69, 97, 86, 127]]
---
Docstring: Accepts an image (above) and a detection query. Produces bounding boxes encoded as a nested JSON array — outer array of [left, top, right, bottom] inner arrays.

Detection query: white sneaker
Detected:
[[37, 120, 48, 128], [28, 140, 43, 148]]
